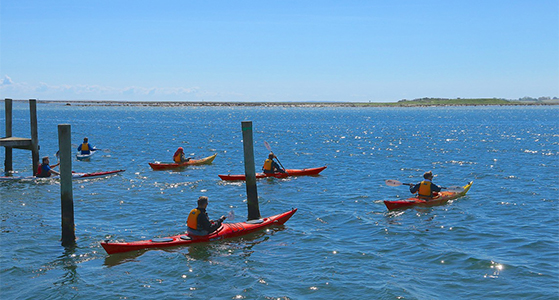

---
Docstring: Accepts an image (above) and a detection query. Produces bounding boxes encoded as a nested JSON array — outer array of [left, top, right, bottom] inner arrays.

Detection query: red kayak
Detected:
[[384, 181, 473, 210], [149, 154, 217, 170], [101, 208, 297, 255], [218, 166, 327, 181], [0, 169, 125, 181]]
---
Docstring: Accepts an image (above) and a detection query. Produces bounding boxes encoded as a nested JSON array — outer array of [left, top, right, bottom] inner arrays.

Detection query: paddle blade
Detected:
[[385, 179, 402, 187], [264, 141, 272, 151], [227, 210, 235, 221]]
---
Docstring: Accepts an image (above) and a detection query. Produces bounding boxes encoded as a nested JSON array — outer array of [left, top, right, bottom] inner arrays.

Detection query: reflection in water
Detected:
[[53, 245, 79, 286], [103, 249, 145, 267]]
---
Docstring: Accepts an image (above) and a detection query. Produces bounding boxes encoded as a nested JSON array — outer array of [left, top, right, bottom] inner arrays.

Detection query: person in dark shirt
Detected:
[[262, 152, 286, 174], [409, 171, 442, 200], [36, 156, 60, 177], [77, 137, 96, 155], [186, 196, 226, 236]]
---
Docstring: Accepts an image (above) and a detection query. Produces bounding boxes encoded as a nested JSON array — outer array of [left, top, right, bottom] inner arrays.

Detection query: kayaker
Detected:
[[408, 171, 442, 200], [173, 147, 191, 163], [36, 156, 60, 178], [186, 196, 226, 236], [77, 137, 95, 155], [262, 152, 286, 174]]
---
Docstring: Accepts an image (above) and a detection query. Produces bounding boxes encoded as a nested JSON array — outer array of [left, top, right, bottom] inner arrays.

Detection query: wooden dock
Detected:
[[0, 99, 40, 173]]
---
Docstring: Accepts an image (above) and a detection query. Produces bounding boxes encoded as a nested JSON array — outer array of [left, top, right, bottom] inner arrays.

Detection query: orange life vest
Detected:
[[263, 159, 273, 171], [418, 180, 433, 198], [81, 143, 89, 151], [187, 208, 202, 229]]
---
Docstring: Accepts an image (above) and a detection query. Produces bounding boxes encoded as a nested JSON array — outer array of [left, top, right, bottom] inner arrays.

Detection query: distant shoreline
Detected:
[[6, 98, 559, 107]]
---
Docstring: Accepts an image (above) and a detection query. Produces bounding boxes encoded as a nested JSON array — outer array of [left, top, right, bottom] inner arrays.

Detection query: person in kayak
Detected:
[[173, 147, 191, 163], [262, 152, 286, 174], [408, 171, 442, 200], [77, 137, 95, 155], [186, 196, 226, 236], [36, 156, 60, 177]]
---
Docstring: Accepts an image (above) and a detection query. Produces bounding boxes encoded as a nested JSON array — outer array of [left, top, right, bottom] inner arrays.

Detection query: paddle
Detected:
[[385, 179, 464, 193], [264, 141, 285, 170], [227, 210, 235, 221], [52, 151, 61, 168]]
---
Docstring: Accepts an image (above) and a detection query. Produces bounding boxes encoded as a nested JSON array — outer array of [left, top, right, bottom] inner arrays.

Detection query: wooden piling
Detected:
[[241, 121, 261, 220], [4, 99, 13, 172], [58, 124, 75, 246], [29, 99, 39, 175]]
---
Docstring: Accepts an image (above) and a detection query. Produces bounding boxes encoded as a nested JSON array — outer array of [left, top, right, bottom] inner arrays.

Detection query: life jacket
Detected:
[[418, 180, 433, 198], [173, 149, 184, 163], [81, 143, 89, 151], [187, 208, 202, 229], [263, 159, 273, 171], [36, 164, 50, 178], [36, 164, 43, 176]]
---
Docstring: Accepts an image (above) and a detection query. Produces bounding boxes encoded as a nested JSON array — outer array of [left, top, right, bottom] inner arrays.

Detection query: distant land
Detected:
[[6, 97, 559, 107]]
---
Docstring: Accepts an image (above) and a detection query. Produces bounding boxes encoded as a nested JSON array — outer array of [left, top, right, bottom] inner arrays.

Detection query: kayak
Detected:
[[149, 153, 217, 170], [218, 166, 327, 181], [0, 169, 125, 181], [384, 181, 473, 210], [76, 149, 97, 160], [101, 208, 297, 255]]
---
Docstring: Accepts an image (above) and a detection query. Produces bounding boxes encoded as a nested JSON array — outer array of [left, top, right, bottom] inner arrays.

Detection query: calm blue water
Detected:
[[1, 102, 558, 299]]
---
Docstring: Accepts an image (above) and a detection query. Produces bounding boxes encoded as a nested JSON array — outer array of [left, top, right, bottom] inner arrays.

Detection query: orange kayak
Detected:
[[149, 153, 217, 170], [384, 181, 473, 210]]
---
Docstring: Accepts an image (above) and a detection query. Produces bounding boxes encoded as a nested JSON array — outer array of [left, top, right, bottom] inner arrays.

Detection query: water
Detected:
[[1, 102, 558, 299]]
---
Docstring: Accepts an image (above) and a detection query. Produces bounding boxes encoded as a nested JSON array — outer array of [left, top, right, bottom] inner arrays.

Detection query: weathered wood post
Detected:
[[4, 98, 13, 172], [58, 124, 76, 246], [241, 121, 261, 220], [29, 99, 39, 175]]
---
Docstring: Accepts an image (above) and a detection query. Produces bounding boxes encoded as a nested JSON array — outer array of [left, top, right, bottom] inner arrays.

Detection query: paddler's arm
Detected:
[[409, 183, 420, 194], [208, 216, 226, 232], [49, 168, 60, 176]]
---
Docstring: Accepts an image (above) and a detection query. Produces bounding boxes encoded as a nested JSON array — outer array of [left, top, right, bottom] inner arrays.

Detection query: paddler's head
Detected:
[[83, 137, 88, 142], [268, 152, 274, 159], [42, 156, 49, 164], [198, 196, 208, 208], [178, 147, 184, 152], [423, 171, 434, 180]]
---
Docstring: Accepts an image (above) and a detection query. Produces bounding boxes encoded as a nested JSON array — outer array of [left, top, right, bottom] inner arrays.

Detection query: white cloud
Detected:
[[0, 77, 202, 100], [1, 75, 14, 86]]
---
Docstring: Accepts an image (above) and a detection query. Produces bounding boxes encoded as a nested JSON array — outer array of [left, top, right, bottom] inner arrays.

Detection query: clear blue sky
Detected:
[[1, 0, 557, 102]]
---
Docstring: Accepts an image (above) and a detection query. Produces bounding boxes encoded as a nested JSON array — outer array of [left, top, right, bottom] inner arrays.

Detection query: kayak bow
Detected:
[[101, 208, 297, 254]]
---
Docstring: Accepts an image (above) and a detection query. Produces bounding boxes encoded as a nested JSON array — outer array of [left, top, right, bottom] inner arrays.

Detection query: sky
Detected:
[[0, 0, 557, 102]]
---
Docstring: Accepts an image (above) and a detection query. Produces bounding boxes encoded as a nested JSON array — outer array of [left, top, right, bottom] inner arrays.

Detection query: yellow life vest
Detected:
[[418, 180, 433, 198], [263, 159, 273, 171], [187, 208, 201, 229], [81, 143, 89, 151], [173, 153, 182, 163]]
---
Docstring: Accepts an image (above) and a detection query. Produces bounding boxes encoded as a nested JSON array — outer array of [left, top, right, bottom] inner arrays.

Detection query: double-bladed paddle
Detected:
[[385, 179, 464, 193]]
